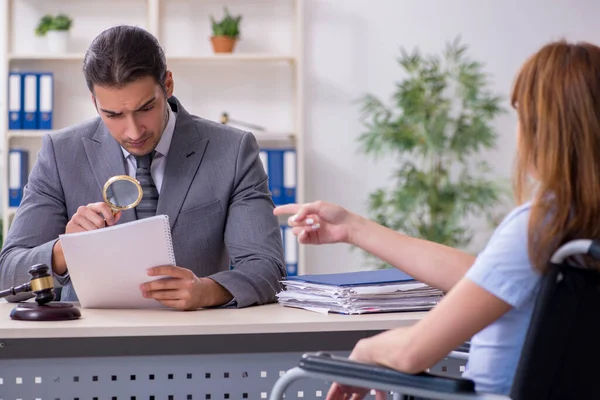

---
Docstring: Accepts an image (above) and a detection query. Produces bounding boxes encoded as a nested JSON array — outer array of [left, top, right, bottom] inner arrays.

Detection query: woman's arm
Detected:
[[349, 203, 536, 377], [353, 277, 512, 374], [275, 201, 476, 293], [349, 216, 476, 293]]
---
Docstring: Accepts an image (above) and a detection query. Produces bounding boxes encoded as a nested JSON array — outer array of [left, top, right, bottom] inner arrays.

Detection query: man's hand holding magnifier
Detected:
[[51, 202, 122, 275]]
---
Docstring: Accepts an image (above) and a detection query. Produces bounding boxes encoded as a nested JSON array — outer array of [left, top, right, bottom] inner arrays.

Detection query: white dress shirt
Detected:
[[120, 105, 177, 191]]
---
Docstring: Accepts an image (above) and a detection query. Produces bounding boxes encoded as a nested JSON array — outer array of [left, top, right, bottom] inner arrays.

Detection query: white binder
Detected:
[[38, 73, 53, 129], [259, 150, 268, 175], [22, 73, 38, 129], [8, 73, 22, 130], [284, 225, 298, 276], [283, 150, 296, 203]]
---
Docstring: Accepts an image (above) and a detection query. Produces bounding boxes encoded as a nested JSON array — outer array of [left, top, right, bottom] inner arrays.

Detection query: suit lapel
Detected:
[[156, 97, 209, 229], [82, 122, 136, 224]]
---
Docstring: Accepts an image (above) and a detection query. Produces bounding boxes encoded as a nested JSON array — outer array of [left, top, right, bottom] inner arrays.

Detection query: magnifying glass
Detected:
[[102, 175, 143, 214]]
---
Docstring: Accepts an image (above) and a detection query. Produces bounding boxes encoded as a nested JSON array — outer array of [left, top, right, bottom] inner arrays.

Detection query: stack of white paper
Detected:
[[277, 269, 443, 315]]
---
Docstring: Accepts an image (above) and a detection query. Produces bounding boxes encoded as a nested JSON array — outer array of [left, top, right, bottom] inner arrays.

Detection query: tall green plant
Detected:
[[357, 37, 507, 269]]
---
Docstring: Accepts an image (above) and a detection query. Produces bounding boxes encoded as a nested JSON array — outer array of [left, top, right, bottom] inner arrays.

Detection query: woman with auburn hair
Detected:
[[274, 40, 600, 398]]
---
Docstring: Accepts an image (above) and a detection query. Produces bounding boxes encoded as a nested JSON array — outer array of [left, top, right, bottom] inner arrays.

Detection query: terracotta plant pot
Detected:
[[211, 36, 238, 53]]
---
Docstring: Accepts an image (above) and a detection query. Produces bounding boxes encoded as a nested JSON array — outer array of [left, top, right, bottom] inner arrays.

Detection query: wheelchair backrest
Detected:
[[511, 261, 600, 399]]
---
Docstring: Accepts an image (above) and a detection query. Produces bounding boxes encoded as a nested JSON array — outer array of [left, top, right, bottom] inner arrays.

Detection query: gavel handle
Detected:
[[0, 282, 31, 299]]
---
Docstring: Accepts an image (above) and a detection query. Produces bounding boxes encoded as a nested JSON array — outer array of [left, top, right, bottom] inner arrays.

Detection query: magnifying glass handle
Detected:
[[102, 209, 118, 225]]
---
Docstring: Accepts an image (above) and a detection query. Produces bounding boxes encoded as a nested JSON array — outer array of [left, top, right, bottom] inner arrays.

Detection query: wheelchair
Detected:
[[270, 239, 600, 400]]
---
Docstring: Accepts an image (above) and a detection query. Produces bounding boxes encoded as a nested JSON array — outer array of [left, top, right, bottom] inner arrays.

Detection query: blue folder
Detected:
[[286, 268, 415, 287]]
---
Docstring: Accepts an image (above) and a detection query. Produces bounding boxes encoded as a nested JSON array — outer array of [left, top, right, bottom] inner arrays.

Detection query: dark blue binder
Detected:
[[286, 268, 415, 286], [267, 149, 284, 204]]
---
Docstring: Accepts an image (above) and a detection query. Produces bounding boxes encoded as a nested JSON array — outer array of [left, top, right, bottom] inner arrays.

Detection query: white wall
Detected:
[[303, 0, 600, 274]]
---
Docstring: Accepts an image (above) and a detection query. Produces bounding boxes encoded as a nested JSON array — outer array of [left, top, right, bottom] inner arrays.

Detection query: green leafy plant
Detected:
[[356, 37, 508, 269], [35, 14, 73, 36], [210, 7, 242, 38]]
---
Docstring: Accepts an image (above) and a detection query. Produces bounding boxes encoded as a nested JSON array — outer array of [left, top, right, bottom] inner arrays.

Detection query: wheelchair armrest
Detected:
[[444, 341, 470, 360], [299, 352, 475, 394], [455, 341, 470, 353]]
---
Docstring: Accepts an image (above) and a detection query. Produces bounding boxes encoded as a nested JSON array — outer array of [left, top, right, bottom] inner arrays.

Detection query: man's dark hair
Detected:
[[82, 25, 167, 93]]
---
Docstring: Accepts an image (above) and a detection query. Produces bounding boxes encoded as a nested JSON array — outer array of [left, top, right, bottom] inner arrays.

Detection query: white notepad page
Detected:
[[59, 214, 176, 309]]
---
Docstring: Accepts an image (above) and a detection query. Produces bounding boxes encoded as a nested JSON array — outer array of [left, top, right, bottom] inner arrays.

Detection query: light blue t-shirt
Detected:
[[462, 201, 541, 395]]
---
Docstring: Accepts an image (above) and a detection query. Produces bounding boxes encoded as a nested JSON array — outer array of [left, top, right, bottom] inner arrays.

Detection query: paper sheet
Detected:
[[59, 215, 176, 309]]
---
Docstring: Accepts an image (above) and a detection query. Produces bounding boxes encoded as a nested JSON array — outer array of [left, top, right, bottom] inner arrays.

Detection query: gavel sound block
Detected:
[[0, 263, 81, 321]]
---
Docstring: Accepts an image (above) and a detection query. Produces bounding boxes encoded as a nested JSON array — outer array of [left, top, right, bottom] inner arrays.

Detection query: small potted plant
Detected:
[[210, 7, 242, 53], [35, 14, 73, 53]]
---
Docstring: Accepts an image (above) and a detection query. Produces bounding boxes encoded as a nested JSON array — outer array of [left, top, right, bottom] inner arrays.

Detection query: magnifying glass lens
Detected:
[[103, 175, 143, 212], [106, 180, 139, 207]]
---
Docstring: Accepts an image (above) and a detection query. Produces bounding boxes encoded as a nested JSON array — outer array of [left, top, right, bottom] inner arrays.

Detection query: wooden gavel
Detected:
[[0, 263, 55, 305]]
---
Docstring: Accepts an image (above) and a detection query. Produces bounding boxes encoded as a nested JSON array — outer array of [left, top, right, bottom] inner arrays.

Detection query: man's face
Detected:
[[92, 73, 174, 157]]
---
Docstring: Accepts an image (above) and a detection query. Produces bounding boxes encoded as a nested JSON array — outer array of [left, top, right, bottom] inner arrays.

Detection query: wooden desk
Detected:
[[0, 302, 425, 399]]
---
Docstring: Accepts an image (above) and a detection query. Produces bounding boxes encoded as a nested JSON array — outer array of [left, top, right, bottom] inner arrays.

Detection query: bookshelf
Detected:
[[8, 53, 297, 62], [0, 0, 305, 274]]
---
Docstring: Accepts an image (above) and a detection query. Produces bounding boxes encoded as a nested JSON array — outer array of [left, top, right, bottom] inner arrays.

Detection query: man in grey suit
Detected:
[[0, 25, 286, 310]]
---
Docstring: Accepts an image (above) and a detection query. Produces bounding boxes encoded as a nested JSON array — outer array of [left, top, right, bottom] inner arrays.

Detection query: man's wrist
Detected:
[[201, 277, 233, 307], [51, 239, 68, 275]]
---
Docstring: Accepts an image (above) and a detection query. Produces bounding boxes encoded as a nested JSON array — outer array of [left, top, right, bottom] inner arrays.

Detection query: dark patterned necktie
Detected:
[[135, 152, 159, 219]]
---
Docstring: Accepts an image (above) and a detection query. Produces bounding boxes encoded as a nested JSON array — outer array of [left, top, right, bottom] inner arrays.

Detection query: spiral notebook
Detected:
[[59, 214, 176, 309]]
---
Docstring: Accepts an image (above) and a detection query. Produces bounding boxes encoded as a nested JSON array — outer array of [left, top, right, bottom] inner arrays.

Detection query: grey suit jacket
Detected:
[[0, 96, 286, 308]]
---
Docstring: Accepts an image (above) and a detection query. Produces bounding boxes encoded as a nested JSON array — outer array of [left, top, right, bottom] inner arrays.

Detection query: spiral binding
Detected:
[[161, 214, 177, 265]]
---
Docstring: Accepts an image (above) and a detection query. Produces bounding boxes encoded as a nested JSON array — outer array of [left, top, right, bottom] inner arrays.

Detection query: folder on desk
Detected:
[[287, 268, 416, 286], [277, 269, 443, 315]]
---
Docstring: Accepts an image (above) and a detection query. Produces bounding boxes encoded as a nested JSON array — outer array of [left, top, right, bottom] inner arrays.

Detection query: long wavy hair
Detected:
[[512, 40, 600, 271]]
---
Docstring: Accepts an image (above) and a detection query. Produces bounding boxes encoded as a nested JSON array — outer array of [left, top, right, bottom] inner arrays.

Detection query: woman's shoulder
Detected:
[[481, 200, 533, 258], [496, 201, 533, 233], [467, 200, 541, 308]]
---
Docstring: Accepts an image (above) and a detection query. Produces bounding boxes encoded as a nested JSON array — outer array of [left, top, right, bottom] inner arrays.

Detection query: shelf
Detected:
[[8, 130, 49, 139], [8, 130, 295, 142], [254, 131, 295, 139], [253, 132, 296, 146], [8, 53, 296, 63], [166, 54, 296, 63], [8, 53, 86, 61]]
